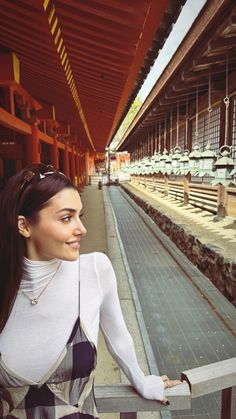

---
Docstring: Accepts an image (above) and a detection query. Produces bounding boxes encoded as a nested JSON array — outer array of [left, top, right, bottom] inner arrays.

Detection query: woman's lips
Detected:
[[66, 241, 80, 249]]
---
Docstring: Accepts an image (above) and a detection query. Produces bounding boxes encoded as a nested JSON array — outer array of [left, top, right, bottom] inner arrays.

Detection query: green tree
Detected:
[[111, 95, 143, 148]]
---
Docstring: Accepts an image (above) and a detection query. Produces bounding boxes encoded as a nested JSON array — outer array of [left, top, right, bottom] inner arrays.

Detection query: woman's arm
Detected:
[[95, 252, 165, 401]]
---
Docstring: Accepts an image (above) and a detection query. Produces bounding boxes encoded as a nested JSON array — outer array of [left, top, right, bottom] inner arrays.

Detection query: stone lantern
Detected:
[[153, 151, 161, 174], [159, 149, 169, 173], [189, 143, 201, 175], [164, 151, 172, 175], [171, 145, 182, 174], [195, 142, 216, 177], [178, 149, 190, 175], [212, 146, 235, 186]]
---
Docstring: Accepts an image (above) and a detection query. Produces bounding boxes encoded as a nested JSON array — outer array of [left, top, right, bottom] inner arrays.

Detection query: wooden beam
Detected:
[[181, 357, 236, 398], [0, 106, 31, 134], [95, 382, 190, 413]]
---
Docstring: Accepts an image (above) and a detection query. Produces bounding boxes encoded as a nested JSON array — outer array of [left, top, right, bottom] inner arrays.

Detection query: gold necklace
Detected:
[[22, 261, 62, 305]]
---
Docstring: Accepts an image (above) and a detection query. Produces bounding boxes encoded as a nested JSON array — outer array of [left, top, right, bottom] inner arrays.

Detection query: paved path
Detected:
[[107, 185, 236, 419]]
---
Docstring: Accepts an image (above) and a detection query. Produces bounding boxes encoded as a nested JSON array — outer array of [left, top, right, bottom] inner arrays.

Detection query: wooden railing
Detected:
[[95, 357, 236, 419], [131, 175, 236, 218]]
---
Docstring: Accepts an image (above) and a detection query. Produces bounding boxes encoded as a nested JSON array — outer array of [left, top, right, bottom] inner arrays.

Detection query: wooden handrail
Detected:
[[181, 357, 236, 398], [95, 358, 236, 418], [95, 382, 190, 413]]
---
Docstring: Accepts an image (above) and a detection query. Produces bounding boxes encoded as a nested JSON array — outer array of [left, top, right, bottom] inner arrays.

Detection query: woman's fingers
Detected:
[[168, 379, 182, 387], [161, 377, 182, 405], [161, 375, 182, 388]]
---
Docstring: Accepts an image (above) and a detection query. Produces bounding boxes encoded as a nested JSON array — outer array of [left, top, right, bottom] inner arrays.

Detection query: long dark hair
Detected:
[[0, 163, 77, 332]]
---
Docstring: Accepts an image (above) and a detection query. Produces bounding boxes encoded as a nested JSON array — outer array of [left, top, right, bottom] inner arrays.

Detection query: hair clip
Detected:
[[20, 171, 36, 190]]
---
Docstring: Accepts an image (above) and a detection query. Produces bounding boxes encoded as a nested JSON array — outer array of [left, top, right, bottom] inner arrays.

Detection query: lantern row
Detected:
[[122, 143, 236, 186]]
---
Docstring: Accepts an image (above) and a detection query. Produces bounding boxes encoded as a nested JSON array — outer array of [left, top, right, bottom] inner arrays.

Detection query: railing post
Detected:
[[221, 386, 236, 419], [120, 413, 137, 419]]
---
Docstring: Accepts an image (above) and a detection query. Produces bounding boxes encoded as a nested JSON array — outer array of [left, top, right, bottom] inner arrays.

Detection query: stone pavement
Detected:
[[79, 184, 160, 419], [121, 182, 236, 305], [106, 185, 236, 419]]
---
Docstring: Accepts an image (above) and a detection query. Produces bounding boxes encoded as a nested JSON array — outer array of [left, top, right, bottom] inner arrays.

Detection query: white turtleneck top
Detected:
[[0, 252, 164, 400]]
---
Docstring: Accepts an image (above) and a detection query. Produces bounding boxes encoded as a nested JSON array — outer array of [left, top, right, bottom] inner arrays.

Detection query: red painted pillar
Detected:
[[62, 143, 69, 177], [84, 151, 89, 185], [25, 124, 41, 165], [50, 138, 59, 169], [70, 146, 76, 184], [75, 149, 79, 181], [0, 159, 3, 178]]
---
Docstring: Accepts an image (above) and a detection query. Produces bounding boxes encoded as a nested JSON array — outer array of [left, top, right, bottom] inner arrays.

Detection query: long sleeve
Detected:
[[95, 252, 164, 401]]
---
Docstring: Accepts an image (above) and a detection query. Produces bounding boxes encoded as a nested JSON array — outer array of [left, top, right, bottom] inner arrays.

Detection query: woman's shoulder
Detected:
[[80, 251, 110, 265]]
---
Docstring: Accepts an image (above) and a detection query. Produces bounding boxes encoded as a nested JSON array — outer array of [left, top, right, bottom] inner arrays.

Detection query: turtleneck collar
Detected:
[[20, 257, 61, 292]]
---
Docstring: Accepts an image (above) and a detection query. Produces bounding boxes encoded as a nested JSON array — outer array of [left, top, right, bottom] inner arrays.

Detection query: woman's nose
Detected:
[[74, 220, 87, 236]]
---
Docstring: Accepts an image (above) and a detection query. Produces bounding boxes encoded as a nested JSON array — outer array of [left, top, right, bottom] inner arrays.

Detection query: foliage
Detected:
[[111, 95, 143, 148]]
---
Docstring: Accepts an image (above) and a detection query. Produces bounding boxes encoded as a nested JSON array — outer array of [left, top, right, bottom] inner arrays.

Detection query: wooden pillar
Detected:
[[0, 159, 3, 178], [164, 174, 169, 196], [2, 86, 15, 115], [16, 159, 22, 173], [183, 173, 190, 205], [221, 386, 236, 419], [25, 124, 41, 164], [75, 149, 80, 183], [50, 138, 59, 169], [85, 151, 90, 185], [217, 184, 227, 218], [62, 143, 69, 177], [70, 146, 76, 183]]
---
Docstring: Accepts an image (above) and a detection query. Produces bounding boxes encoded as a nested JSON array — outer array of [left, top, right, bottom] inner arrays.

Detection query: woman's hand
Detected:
[[161, 375, 182, 405]]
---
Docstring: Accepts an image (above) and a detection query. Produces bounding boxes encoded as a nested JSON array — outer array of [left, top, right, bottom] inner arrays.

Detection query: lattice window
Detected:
[[204, 107, 221, 152], [191, 107, 220, 152], [178, 124, 185, 151], [192, 114, 205, 152]]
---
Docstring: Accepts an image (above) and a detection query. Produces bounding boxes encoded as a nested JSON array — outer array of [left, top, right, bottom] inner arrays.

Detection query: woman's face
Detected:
[[24, 188, 87, 261]]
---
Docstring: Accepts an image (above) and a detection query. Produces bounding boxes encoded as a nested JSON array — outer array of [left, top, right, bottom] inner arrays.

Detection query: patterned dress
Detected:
[[0, 316, 98, 418]]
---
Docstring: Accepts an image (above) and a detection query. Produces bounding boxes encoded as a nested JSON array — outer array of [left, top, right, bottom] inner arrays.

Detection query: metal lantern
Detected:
[[178, 149, 190, 175], [212, 145, 235, 186], [189, 143, 201, 175], [171, 145, 182, 174], [195, 142, 216, 177]]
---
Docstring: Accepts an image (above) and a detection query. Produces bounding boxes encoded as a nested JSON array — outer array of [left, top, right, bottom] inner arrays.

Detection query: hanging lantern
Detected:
[[212, 145, 235, 186], [189, 143, 201, 175], [171, 145, 182, 174]]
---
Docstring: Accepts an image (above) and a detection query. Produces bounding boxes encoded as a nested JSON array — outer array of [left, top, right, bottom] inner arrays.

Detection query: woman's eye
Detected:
[[79, 211, 84, 218], [61, 216, 71, 223]]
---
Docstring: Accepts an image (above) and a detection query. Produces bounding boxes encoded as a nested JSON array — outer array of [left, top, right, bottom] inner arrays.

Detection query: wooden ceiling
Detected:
[[0, 0, 184, 152]]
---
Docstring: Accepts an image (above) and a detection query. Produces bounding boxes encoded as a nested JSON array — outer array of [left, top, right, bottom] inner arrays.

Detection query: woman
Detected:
[[0, 163, 180, 418]]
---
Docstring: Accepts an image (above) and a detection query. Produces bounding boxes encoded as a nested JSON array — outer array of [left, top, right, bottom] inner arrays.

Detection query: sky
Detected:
[[138, 0, 207, 102]]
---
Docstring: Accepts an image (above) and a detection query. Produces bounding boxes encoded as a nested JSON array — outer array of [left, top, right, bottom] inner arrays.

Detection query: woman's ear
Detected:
[[18, 216, 31, 238]]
